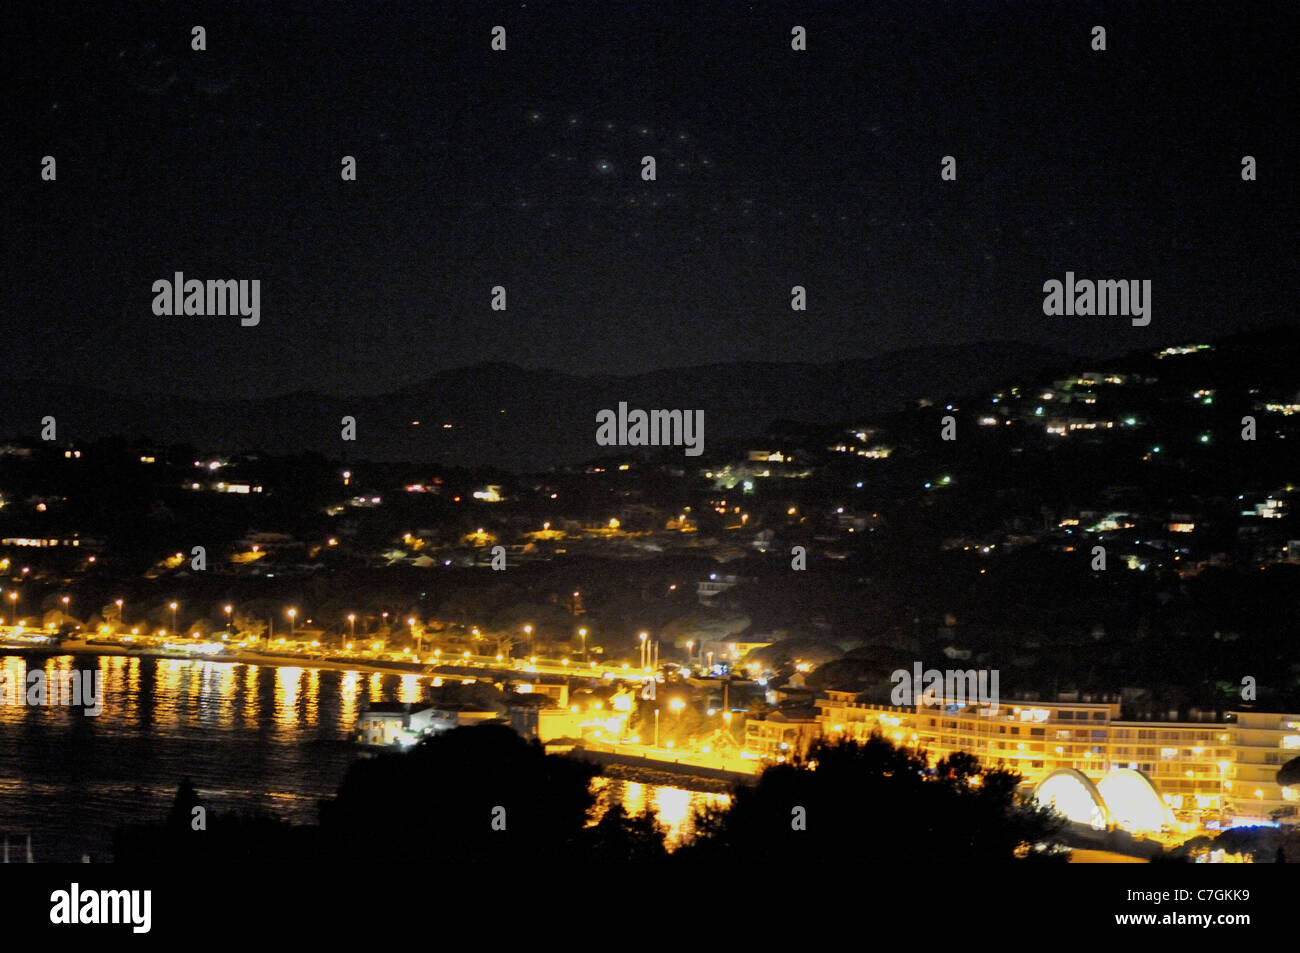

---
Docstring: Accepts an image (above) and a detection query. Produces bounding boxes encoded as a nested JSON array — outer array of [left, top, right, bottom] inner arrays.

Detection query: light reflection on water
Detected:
[[0, 654, 720, 861], [589, 776, 730, 850]]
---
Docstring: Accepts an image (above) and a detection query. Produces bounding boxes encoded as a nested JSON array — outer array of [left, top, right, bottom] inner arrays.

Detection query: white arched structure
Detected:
[[1035, 769, 1108, 830], [1096, 768, 1175, 833], [1033, 766, 1174, 834]]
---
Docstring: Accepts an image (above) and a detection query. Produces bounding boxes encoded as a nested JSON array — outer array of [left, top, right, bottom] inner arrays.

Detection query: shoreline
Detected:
[[0, 642, 445, 680], [1, 642, 754, 792]]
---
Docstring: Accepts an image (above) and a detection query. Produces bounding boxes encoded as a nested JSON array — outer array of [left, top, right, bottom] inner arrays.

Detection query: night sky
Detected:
[[12, 0, 1296, 400]]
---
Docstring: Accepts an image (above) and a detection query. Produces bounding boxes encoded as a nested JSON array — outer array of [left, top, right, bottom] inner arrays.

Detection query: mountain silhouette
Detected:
[[1, 342, 1070, 469]]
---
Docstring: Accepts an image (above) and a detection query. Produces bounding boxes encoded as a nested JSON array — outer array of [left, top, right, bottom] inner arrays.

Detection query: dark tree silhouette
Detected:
[[677, 733, 1067, 863], [166, 777, 203, 835], [1277, 755, 1300, 788], [319, 723, 603, 863], [583, 802, 669, 863]]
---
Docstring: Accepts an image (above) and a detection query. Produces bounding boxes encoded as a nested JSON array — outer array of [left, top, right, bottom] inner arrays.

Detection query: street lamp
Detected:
[[654, 707, 660, 748], [686, 640, 694, 663], [578, 627, 587, 661], [347, 613, 356, 646], [224, 604, 233, 633], [169, 601, 178, 632], [639, 631, 648, 669], [523, 624, 533, 655], [115, 599, 124, 625], [288, 607, 296, 637]]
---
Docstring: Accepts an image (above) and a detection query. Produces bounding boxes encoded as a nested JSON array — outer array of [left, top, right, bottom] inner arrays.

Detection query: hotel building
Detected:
[[807, 691, 1300, 828]]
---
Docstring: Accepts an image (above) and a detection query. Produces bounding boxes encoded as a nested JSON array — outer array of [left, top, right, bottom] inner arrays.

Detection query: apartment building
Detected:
[[812, 691, 1300, 829]]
